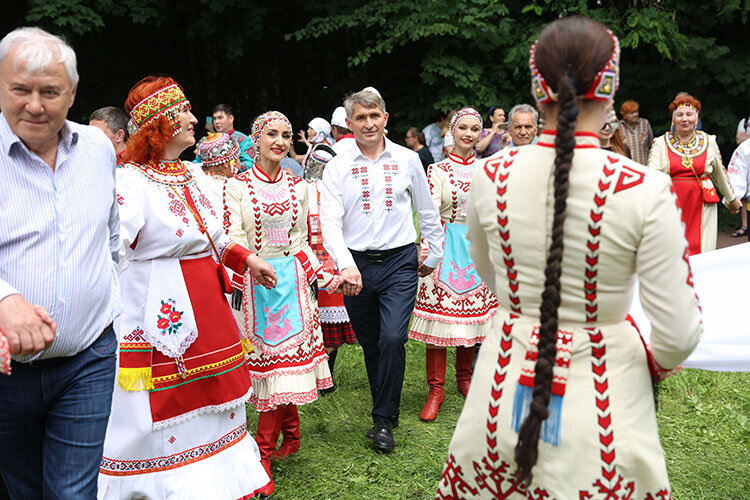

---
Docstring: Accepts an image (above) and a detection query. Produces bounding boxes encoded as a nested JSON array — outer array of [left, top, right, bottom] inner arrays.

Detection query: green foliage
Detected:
[[7, 0, 749, 149], [290, 0, 750, 146], [26, 0, 110, 34]]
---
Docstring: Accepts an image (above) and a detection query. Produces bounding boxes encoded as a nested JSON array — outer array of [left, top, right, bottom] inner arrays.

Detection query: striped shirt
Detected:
[[619, 117, 653, 166], [0, 113, 120, 361]]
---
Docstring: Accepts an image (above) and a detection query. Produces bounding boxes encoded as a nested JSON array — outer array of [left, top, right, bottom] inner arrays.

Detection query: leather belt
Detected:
[[349, 243, 414, 264]]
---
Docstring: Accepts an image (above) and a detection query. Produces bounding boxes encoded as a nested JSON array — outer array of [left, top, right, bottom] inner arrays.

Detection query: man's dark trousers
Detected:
[[344, 244, 418, 426]]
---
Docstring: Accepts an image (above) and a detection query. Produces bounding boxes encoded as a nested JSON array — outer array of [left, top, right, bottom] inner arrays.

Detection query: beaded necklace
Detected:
[[126, 159, 193, 185], [666, 130, 707, 159]]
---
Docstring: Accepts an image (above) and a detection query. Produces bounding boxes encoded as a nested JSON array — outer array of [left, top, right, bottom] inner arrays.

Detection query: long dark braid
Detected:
[[514, 72, 578, 483]]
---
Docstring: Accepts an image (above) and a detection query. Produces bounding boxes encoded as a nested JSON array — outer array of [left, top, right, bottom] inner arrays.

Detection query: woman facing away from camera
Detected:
[[436, 16, 701, 499]]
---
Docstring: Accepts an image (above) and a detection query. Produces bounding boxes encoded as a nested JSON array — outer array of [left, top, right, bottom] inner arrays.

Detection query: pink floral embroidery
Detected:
[[116, 194, 124, 205], [0, 333, 10, 376], [352, 165, 371, 215], [169, 199, 186, 217], [263, 305, 293, 341], [383, 164, 399, 213], [175, 229, 184, 237], [198, 193, 213, 209], [157, 299, 184, 336]]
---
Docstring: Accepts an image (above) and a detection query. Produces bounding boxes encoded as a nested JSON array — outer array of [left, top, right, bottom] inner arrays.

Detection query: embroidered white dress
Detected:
[[98, 160, 269, 499], [224, 166, 336, 411], [436, 132, 702, 499], [410, 153, 498, 346]]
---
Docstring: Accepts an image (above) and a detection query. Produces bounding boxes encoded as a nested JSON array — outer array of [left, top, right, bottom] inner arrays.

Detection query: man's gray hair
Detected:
[[90, 106, 130, 140], [343, 90, 386, 119], [0, 27, 79, 86], [508, 104, 538, 127]]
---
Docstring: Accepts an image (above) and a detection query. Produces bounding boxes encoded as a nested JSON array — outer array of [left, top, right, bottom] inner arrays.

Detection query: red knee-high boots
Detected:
[[420, 348, 446, 422], [455, 346, 475, 397], [271, 404, 300, 460], [255, 407, 285, 496]]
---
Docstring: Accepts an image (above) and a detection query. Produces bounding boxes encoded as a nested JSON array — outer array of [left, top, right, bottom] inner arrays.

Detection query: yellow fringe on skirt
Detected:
[[117, 367, 154, 391]]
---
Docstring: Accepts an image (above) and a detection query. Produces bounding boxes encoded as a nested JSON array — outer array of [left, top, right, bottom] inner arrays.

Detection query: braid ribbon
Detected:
[[514, 72, 578, 484]]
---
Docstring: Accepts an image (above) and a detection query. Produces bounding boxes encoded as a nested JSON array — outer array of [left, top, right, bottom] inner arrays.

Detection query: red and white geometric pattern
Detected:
[[585, 158, 618, 322]]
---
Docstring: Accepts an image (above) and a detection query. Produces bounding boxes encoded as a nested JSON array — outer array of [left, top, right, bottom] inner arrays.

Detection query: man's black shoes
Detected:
[[371, 422, 395, 453]]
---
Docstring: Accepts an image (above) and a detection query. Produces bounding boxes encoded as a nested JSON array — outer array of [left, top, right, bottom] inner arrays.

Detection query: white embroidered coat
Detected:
[[436, 132, 701, 499]]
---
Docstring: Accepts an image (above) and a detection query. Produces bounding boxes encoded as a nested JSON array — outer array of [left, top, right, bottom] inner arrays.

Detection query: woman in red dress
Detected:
[[648, 95, 741, 254]]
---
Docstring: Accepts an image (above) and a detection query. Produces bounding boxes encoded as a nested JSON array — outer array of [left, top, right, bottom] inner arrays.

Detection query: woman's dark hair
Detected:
[[407, 127, 427, 146], [487, 105, 504, 123], [514, 16, 615, 483]]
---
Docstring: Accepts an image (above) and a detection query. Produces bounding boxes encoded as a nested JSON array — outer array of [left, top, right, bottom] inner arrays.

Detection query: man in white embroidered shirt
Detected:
[[320, 89, 444, 453]]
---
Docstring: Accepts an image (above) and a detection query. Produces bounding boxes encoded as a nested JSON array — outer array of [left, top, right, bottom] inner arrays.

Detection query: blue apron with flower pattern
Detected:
[[435, 222, 482, 296], [251, 255, 304, 347]]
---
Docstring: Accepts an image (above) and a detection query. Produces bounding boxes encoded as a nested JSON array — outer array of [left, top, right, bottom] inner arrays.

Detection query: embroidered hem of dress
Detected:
[[433, 278, 489, 301], [411, 307, 496, 325], [250, 377, 333, 412], [247, 327, 313, 357], [143, 327, 200, 360], [248, 351, 328, 380], [408, 330, 486, 347], [152, 386, 253, 431], [100, 422, 249, 477], [319, 306, 350, 324]]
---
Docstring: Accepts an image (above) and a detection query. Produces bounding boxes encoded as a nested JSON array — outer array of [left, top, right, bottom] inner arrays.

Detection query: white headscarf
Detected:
[[308, 117, 334, 145]]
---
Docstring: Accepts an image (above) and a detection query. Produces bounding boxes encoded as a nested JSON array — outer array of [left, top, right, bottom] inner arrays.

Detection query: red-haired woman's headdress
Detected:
[[128, 83, 191, 137], [529, 30, 620, 106]]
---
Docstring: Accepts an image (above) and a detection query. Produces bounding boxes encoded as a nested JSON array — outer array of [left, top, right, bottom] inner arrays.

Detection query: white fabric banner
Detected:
[[629, 242, 750, 372]]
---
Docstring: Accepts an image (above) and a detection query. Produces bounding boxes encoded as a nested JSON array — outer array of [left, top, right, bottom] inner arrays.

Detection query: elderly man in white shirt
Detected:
[[320, 89, 444, 453]]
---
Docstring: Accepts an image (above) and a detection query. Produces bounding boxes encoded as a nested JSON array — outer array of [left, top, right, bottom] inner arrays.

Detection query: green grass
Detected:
[[248, 342, 749, 499]]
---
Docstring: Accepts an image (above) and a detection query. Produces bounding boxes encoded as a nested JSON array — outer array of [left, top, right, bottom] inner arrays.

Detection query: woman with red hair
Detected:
[[97, 76, 274, 499], [618, 100, 652, 164], [648, 94, 741, 254]]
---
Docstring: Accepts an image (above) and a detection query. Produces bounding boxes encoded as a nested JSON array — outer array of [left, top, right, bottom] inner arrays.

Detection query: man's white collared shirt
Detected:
[[320, 137, 444, 270]]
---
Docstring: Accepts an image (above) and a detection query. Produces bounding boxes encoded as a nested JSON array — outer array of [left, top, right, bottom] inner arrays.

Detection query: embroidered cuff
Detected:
[[0, 332, 10, 376], [230, 271, 245, 291], [647, 344, 682, 381], [222, 242, 252, 274], [323, 274, 343, 294], [423, 254, 441, 269], [294, 251, 319, 285]]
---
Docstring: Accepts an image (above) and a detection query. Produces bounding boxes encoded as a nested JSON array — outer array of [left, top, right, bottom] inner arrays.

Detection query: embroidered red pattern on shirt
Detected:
[[352, 165, 371, 215], [383, 163, 399, 212]]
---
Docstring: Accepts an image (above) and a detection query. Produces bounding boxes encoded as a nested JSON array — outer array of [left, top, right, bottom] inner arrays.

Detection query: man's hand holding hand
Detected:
[[0, 294, 57, 356], [418, 264, 435, 278], [340, 267, 363, 296]]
